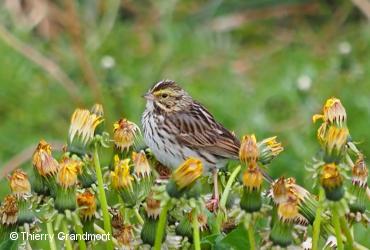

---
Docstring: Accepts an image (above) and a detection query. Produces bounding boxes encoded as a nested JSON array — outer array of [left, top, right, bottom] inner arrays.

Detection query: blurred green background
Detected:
[[0, 0, 369, 246]]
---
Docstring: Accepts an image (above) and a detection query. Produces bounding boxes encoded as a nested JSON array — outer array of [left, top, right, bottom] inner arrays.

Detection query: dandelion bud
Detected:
[[77, 190, 97, 221], [111, 156, 137, 207], [166, 158, 203, 198], [9, 169, 31, 197], [0, 195, 18, 226], [324, 126, 349, 159], [141, 196, 163, 246], [113, 119, 140, 152], [8, 170, 34, 224], [271, 177, 289, 205], [57, 158, 82, 189], [270, 197, 299, 247], [68, 109, 104, 155], [32, 140, 59, 177], [313, 97, 347, 127], [240, 167, 263, 213], [78, 156, 96, 188], [55, 157, 82, 212], [320, 163, 344, 201], [239, 134, 258, 166], [258, 136, 284, 165], [132, 151, 151, 178], [349, 156, 368, 214], [111, 156, 134, 190]]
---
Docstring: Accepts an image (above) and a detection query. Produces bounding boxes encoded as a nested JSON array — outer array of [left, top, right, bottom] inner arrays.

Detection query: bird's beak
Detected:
[[143, 93, 155, 101]]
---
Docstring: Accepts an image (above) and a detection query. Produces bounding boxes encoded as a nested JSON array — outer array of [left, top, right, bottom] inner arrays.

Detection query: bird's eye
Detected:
[[161, 93, 168, 98]]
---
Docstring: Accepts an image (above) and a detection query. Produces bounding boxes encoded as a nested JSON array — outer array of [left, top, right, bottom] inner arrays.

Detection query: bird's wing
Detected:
[[167, 102, 240, 159]]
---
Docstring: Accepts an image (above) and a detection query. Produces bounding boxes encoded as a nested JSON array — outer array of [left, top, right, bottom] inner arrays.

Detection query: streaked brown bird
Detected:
[[141, 80, 242, 208]]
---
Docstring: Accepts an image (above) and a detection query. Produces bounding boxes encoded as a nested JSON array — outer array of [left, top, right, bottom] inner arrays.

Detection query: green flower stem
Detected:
[[154, 200, 170, 250], [23, 223, 32, 250], [46, 221, 57, 250], [247, 222, 256, 250], [72, 213, 87, 250], [214, 165, 241, 234], [134, 208, 144, 225], [339, 216, 354, 249], [93, 144, 114, 250], [220, 165, 241, 209], [192, 208, 201, 250], [332, 203, 344, 250], [54, 213, 64, 231], [93, 223, 119, 246], [312, 187, 324, 250], [62, 220, 73, 250], [245, 215, 256, 250]]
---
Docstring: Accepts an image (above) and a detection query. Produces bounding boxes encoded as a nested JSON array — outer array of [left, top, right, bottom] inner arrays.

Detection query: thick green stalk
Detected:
[[154, 200, 170, 250], [339, 216, 354, 249], [215, 165, 241, 233], [62, 220, 73, 250], [220, 165, 241, 209], [72, 213, 87, 250], [247, 222, 256, 250], [332, 203, 343, 250], [312, 188, 324, 250], [93, 144, 114, 250], [46, 221, 57, 250], [192, 209, 201, 250]]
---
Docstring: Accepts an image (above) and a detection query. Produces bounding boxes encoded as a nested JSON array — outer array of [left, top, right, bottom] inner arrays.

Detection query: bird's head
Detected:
[[143, 80, 192, 113]]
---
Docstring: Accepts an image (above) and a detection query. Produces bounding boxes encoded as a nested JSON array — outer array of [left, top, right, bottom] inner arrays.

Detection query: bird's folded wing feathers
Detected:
[[170, 104, 240, 159]]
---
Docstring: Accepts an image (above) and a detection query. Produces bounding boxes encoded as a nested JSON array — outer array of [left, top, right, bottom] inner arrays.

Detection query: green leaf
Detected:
[[215, 225, 251, 250]]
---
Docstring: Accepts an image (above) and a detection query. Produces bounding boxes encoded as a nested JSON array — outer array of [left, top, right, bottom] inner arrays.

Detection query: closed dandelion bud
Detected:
[[31, 140, 59, 196], [166, 158, 203, 198], [141, 197, 163, 246], [77, 190, 96, 220], [320, 163, 344, 201], [68, 108, 104, 155], [270, 197, 299, 247], [240, 167, 263, 213], [8, 170, 34, 224], [77, 190, 96, 234], [90, 103, 104, 135], [349, 156, 368, 213], [132, 151, 153, 199], [113, 119, 140, 153], [258, 136, 284, 165], [110, 156, 137, 207], [313, 97, 347, 127], [9, 169, 31, 197], [324, 126, 349, 160], [239, 134, 258, 166], [55, 157, 82, 212]]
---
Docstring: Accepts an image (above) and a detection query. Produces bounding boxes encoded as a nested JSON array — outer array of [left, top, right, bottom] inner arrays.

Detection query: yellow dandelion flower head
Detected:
[[320, 163, 343, 190], [57, 157, 82, 188], [242, 167, 263, 190], [77, 190, 97, 220], [111, 156, 134, 190], [313, 97, 347, 126], [113, 119, 140, 152], [69, 109, 104, 146], [173, 157, 203, 189], [32, 140, 59, 177], [9, 169, 31, 196], [278, 196, 299, 223]]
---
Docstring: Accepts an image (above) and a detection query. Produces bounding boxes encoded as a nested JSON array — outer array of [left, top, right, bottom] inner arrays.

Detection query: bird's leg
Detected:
[[207, 169, 219, 212]]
